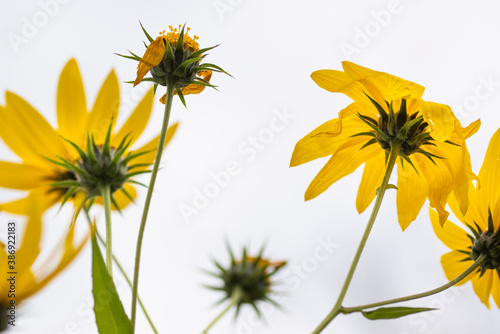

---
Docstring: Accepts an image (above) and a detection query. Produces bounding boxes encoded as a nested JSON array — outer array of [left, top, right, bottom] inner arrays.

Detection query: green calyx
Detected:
[[46, 124, 152, 210], [205, 243, 286, 317], [464, 209, 500, 275], [355, 94, 446, 169]]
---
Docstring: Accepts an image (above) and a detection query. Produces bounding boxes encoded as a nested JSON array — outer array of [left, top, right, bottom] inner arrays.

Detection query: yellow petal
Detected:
[[356, 153, 385, 213], [290, 113, 365, 167], [454, 118, 480, 140], [0, 162, 50, 189], [16, 194, 43, 278], [180, 70, 212, 95], [130, 122, 179, 167], [0, 190, 59, 215], [396, 161, 428, 231], [430, 208, 471, 251], [491, 272, 500, 309], [440, 251, 476, 286], [111, 88, 154, 148], [478, 126, 500, 213], [86, 70, 120, 143], [471, 270, 494, 308], [420, 101, 455, 142], [134, 36, 166, 86], [3, 92, 68, 165], [57, 59, 88, 142], [341, 61, 382, 80], [305, 140, 380, 200]]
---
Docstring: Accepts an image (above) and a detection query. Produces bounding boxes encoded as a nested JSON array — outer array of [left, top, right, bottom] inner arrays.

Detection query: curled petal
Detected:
[[420, 101, 455, 142], [134, 36, 166, 86]]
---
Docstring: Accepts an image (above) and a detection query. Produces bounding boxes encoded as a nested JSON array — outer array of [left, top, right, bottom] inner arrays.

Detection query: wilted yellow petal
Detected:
[[134, 36, 166, 86]]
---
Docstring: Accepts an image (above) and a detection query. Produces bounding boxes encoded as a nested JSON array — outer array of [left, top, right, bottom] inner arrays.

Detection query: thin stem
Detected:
[[101, 184, 113, 278], [131, 83, 175, 330], [202, 288, 243, 334], [312, 144, 401, 334], [83, 208, 159, 334], [342, 254, 487, 314]]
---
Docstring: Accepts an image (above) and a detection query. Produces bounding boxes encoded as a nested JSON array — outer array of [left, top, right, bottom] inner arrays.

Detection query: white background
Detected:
[[1, 0, 500, 333]]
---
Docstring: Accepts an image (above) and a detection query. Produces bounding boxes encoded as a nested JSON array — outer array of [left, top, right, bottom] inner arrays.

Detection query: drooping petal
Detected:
[[492, 272, 500, 309], [180, 70, 212, 95], [440, 251, 476, 286], [291, 114, 366, 167], [471, 270, 494, 308], [430, 208, 472, 251], [0, 161, 50, 189], [454, 118, 481, 140], [134, 36, 166, 86], [420, 101, 455, 142], [356, 152, 385, 214], [396, 160, 428, 231], [129, 122, 179, 168], [0, 190, 60, 215], [478, 126, 500, 214], [111, 88, 154, 148], [85, 70, 120, 143], [305, 140, 380, 200], [56, 59, 88, 142], [3, 92, 68, 165]]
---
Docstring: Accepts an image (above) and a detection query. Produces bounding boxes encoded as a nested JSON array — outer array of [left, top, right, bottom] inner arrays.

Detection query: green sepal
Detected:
[[139, 21, 154, 43], [176, 87, 187, 108]]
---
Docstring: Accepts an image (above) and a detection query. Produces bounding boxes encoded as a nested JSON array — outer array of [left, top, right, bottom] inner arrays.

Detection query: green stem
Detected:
[[202, 288, 243, 334], [100, 184, 113, 278], [83, 208, 159, 334], [312, 144, 401, 334], [131, 83, 175, 330], [342, 254, 487, 314]]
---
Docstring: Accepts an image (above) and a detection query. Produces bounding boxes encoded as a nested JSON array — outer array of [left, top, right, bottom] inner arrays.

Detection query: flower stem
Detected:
[[342, 254, 487, 314], [131, 83, 175, 330], [100, 184, 113, 278], [202, 288, 243, 334], [83, 208, 159, 334], [312, 144, 401, 334]]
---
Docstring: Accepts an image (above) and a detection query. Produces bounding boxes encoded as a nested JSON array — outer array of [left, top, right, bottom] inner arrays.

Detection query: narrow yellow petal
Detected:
[[440, 251, 475, 286], [478, 126, 500, 213], [3, 92, 68, 165], [396, 161, 428, 230], [134, 36, 166, 86], [356, 153, 385, 214], [430, 208, 472, 251], [420, 101, 455, 142], [57, 59, 88, 142], [112, 88, 154, 148], [341, 61, 382, 80], [305, 140, 380, 200], [86, 70, 120, 142], [471, 270, 494, 308], [0, 162, 50, 189], [128, 122, 179, 167], [290, 114, 366, 167], [454, 118, 480, 140], [180, 70, 212, 95], [0, 190, 59, 215], [491, 273, 500, 309]]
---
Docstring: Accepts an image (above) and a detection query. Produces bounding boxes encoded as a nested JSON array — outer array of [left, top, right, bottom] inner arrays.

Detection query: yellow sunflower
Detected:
[[0, 193, 87, 329], [291, 61, 480, 230], [0, 58, 178, 215], [431, 126, 500, 309]]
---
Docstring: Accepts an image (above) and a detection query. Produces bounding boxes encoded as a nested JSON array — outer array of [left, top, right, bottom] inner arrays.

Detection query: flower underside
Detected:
[[460, 209, 500, 276], [46, 124, 152, 210], [356, 94, 455, 170]]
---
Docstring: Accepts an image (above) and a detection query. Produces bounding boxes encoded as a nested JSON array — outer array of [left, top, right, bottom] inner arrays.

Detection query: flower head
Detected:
[[0, 59, 178, 215], [291, 62, 480, 230], [119, 23, 228, 105], [431, 126, 500, 309], [0, 194, 87, 329], [205, 243, 286, 317]]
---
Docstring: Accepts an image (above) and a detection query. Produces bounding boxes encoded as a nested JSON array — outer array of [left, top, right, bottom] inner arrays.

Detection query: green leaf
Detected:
[[91, 234, 133, 334], [362, 307, 436, 320]]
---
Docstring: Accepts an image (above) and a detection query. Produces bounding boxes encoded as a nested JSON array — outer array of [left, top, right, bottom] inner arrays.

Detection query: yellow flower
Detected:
[[0, 59, 178, 215], [291, 62, 480, 230], [0, 194, 87, 326], [431, 126, 500, 309], [121, 24, 227, 104]]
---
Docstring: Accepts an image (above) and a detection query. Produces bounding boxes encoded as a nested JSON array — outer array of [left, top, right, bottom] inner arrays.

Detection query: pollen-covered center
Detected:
[[466, 211, 500, 272], [357, 95, 440, 165], [161, 25, 199, 52]]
